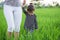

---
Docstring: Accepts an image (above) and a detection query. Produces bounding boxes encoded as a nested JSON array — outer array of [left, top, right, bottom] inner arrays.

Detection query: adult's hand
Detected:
[[23, 0, 26, 5]]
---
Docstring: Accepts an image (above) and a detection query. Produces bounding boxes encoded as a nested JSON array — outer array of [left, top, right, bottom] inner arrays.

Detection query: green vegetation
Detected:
[[0, 7, 60, 40]]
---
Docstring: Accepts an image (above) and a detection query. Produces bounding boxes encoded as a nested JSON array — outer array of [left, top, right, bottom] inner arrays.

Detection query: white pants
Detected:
[[4, 5, 22, 32]]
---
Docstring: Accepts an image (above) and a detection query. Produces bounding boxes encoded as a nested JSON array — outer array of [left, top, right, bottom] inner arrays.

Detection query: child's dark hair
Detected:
[[27, 3, 35, 12]]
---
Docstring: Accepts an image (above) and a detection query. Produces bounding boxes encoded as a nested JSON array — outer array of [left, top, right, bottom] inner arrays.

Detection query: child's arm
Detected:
[[22, 0, 27, 15], [22, 6, 27, 15], [34, 14, 38, 29]]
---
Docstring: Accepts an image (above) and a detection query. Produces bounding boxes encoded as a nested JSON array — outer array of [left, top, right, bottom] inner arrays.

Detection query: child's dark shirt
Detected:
[[22, 7, 38, 29]]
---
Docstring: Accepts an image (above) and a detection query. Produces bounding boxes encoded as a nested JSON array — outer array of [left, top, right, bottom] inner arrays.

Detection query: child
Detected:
[[22, 3, 38, 33]]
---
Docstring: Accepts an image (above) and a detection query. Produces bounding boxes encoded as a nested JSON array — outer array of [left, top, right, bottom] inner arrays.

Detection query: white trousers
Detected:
[[4, 5, 22, 32]]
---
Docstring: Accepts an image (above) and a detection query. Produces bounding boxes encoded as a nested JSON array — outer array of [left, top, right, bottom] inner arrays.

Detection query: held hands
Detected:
[[22, 0, 26, 7], [23, 0, 26, 5]]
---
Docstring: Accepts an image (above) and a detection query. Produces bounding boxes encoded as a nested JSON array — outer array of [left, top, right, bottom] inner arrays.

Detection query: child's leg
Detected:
[[13, 6, 22, 40], [30, 29, 34, 33], [25, 27, 34, 34], [29, 26, 34, 33], [29, 29, 34, 40], [25, 29, 34, 40]]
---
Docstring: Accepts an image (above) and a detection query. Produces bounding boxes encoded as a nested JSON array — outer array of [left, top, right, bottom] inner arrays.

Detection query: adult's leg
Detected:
[[3, 5, 15, 40], [13, 6, 22, 40]]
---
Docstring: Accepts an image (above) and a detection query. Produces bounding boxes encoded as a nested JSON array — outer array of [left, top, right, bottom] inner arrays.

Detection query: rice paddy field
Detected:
[[0, 7, 60, 40]]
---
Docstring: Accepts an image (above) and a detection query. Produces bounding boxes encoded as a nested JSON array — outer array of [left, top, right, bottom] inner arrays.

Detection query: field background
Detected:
[[0, 7, 60, 40]]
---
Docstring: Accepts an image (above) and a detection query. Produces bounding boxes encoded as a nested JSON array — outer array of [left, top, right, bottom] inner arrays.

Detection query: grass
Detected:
[[0, 7, 60, 40]]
